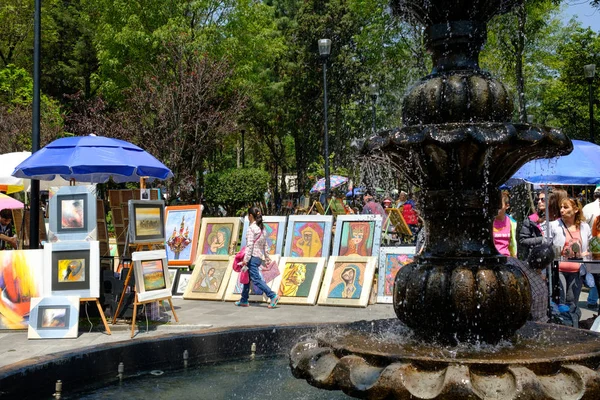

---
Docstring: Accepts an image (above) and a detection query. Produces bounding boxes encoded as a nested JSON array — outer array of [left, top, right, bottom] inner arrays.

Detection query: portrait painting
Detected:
[[165, 205, 202, 266], [44, 241, 100, 298], [184, 256, 232, 300], [277, 257, 326, 305], [198, 218, 241, 256], [224, 255, 282, 303], [284, 216, 333, 258], [28, 296, 80, 339], [128, 200, 166, 244], [240, 216, 287, 255], [0, 250, 44, 330], [318, 256, 376, 307], [332, 215, 382, 257], [377, 247, 416, 303], [48, 186, 96, 241], [132, 250, 172, 302], [172, 269, 193, 298]]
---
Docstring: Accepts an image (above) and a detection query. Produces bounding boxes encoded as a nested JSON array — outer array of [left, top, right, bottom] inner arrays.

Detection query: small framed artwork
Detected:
[[224, 255, 282, 303], [171, 269, 193, 298], [131, 250, 172, 302], [167, 267, 178, 292], [43, 241, 100, 298], [377, 246, 416, 303], [48, 186, 97, 241], [184, 255, 233, 300], [128, 200, 166, 244], [276, 257, 326, 305], [284, 215, 333, 257], [165, 205, 203, 266], [28, 296, 80, 339], [332, 215, 382, 257], [317, 256, 377, 307], [240, 216, 287, 255], [198, 217, 241, 256]]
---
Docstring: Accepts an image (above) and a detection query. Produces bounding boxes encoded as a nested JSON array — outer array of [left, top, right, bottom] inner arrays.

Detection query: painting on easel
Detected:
[[131, 250, 172, 302], [128, 200, 166, 244]]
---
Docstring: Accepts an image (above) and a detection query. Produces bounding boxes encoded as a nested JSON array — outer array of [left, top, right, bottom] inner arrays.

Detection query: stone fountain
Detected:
[[290, 1, 600, 398]]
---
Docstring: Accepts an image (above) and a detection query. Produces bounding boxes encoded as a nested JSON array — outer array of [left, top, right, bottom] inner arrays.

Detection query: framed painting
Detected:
[[0, 250, 44, 329], [377, 246, 416, 303], [48, 186, 97, 242], [385, 208, 412, 236], [183, 255, 233, 300], [317, 256, 377, 307], [28, 296, 80, 339], [332, 215, 382, 257], [131, 250, 172, 302], [171, 269, 193, 298], [43, 241, 100, 298], [240, 216, 287, 255], [198, 217, 241, 256], [167, 267, 178, 292], [164, 205, 202, 266], [128, 200, 166, 244], [276, 257, 326, 305], [224, 255, 282, 303], [283, 215, 333, 258]]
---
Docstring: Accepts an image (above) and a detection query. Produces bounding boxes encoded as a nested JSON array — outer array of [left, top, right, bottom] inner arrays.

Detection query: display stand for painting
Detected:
[[129, 273, 178, 338], [307, 201, 325, 215], [80, 297, 112, 334], [383, 208, 412, 245]]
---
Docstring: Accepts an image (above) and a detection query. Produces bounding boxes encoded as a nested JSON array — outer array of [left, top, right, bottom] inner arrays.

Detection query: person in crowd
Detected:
[[507, 243, 553, 323], [518, 191, 547, 260], [396, 191, 419, 238], [583, 185, 600, 227], [493, 191, 517, 257], [549, 198, 592, 326], [548, 188, 568, 221], [0, 209, 17, 250], [361, 192, 388, 227], [236, 207, 280, 309], [382, 197, 393, 209]]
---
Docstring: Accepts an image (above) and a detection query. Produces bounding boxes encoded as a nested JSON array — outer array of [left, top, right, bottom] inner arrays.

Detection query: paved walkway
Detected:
[[0, 293, 596, 370]]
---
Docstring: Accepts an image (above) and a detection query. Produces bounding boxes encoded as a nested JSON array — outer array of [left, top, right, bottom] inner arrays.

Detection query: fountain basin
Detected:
[[291, 319, 600, 399]]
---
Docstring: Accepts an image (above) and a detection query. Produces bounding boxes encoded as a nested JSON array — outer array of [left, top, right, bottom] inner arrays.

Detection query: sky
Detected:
[[561, 1, 600, 32]]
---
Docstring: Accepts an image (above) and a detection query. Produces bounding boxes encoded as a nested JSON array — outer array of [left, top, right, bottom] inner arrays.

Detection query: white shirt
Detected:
[[583, 199, 600, 226]]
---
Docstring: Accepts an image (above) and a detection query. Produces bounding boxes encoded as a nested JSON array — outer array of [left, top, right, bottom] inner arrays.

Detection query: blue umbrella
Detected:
[[12, 135, 173, 183], [510, 140, 600, 185]]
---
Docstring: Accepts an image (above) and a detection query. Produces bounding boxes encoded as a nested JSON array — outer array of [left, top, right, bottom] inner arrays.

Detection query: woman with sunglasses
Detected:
[[519, 192, 547, 260], [549, 198, 592, 327]]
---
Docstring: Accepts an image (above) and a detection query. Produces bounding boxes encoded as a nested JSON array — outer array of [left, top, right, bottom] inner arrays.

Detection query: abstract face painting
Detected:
[[278, 261, 317, 297], [290, 222, 325, 257], [203, 224, 233, 255], [191, 259, 228, 293], [383, 253, 414, 297], [57, 258, 85, 283], [338, 221, 374, 256], [327, 262, 365, 299]]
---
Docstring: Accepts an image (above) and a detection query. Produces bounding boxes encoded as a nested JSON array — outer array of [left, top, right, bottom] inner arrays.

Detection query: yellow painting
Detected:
[[57, 258, 86, 282]]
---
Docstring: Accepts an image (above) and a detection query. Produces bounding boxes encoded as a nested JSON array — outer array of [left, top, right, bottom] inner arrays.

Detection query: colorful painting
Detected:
[[198, 218, 241, 256], [277, 257, 326, 305], [48, 186, 96, 241], [184, 255, 233, 300], [44, 241, 100, 298], [240, 216, 287, 255], [132, 250, 172, 302], [141, 259, 167, 291], [0, 250, 44, 329], [318, 256, 377, 307], [284, 216, 333, 258], [332, 215, 382, 257], [128, 200, 166, 244], [377, 247, 416, 303], [28, 296, 79, 339], [165, 205, 202, 266], [224, 255, 282, 302]]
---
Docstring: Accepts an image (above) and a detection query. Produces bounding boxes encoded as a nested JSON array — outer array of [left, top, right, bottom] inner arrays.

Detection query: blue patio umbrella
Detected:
[[509, 140, 600, 186], [12, 135, 173, 183]]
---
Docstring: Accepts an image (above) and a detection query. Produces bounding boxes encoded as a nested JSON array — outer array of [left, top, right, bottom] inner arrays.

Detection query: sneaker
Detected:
[[235, 301, 249, 307], [268, 295, 280, 309]]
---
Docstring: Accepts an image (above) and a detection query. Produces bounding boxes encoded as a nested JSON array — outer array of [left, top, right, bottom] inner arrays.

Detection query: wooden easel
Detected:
[[80, 297, 111, 334], [130, 287, 178, 338], [307, 201, 325, 215]]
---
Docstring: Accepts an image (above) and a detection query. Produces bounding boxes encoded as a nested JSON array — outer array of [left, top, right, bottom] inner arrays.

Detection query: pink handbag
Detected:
[[239, 269, 250, 284]]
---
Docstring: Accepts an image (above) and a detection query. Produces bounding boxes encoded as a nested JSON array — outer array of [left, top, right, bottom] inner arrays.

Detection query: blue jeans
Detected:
[[240, 256, 275, 302], [588, 274, 600, 305]]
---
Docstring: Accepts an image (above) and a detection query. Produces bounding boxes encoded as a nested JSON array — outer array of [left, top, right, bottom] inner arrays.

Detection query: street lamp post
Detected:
[[318, 39, 331, 202], [584, 64, 596, 143], [369, 83, 378, 134], [30, 0, 42, 249]]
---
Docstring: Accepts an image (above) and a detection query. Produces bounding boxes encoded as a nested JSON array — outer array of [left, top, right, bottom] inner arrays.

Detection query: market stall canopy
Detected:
[[509, 140, 600, 186], [12, 135, 173, 183], [0, 193, 24, 209], [0, 152, 31, 193], [310, 175, 348, 193]]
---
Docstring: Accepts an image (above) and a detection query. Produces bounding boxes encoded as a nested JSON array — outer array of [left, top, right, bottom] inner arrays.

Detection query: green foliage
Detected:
[[0, 65, 33, 105], [204, 168, 270, 214]]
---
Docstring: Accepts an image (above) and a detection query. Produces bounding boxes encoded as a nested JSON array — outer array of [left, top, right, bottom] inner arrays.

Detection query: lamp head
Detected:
[[584, 64, 596, 80], [318, 39, 331, 58]]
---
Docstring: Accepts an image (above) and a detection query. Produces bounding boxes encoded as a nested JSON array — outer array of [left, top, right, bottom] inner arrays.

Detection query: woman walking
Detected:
[[236, 207, 280, 309], [549, 198, 592, 327]]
